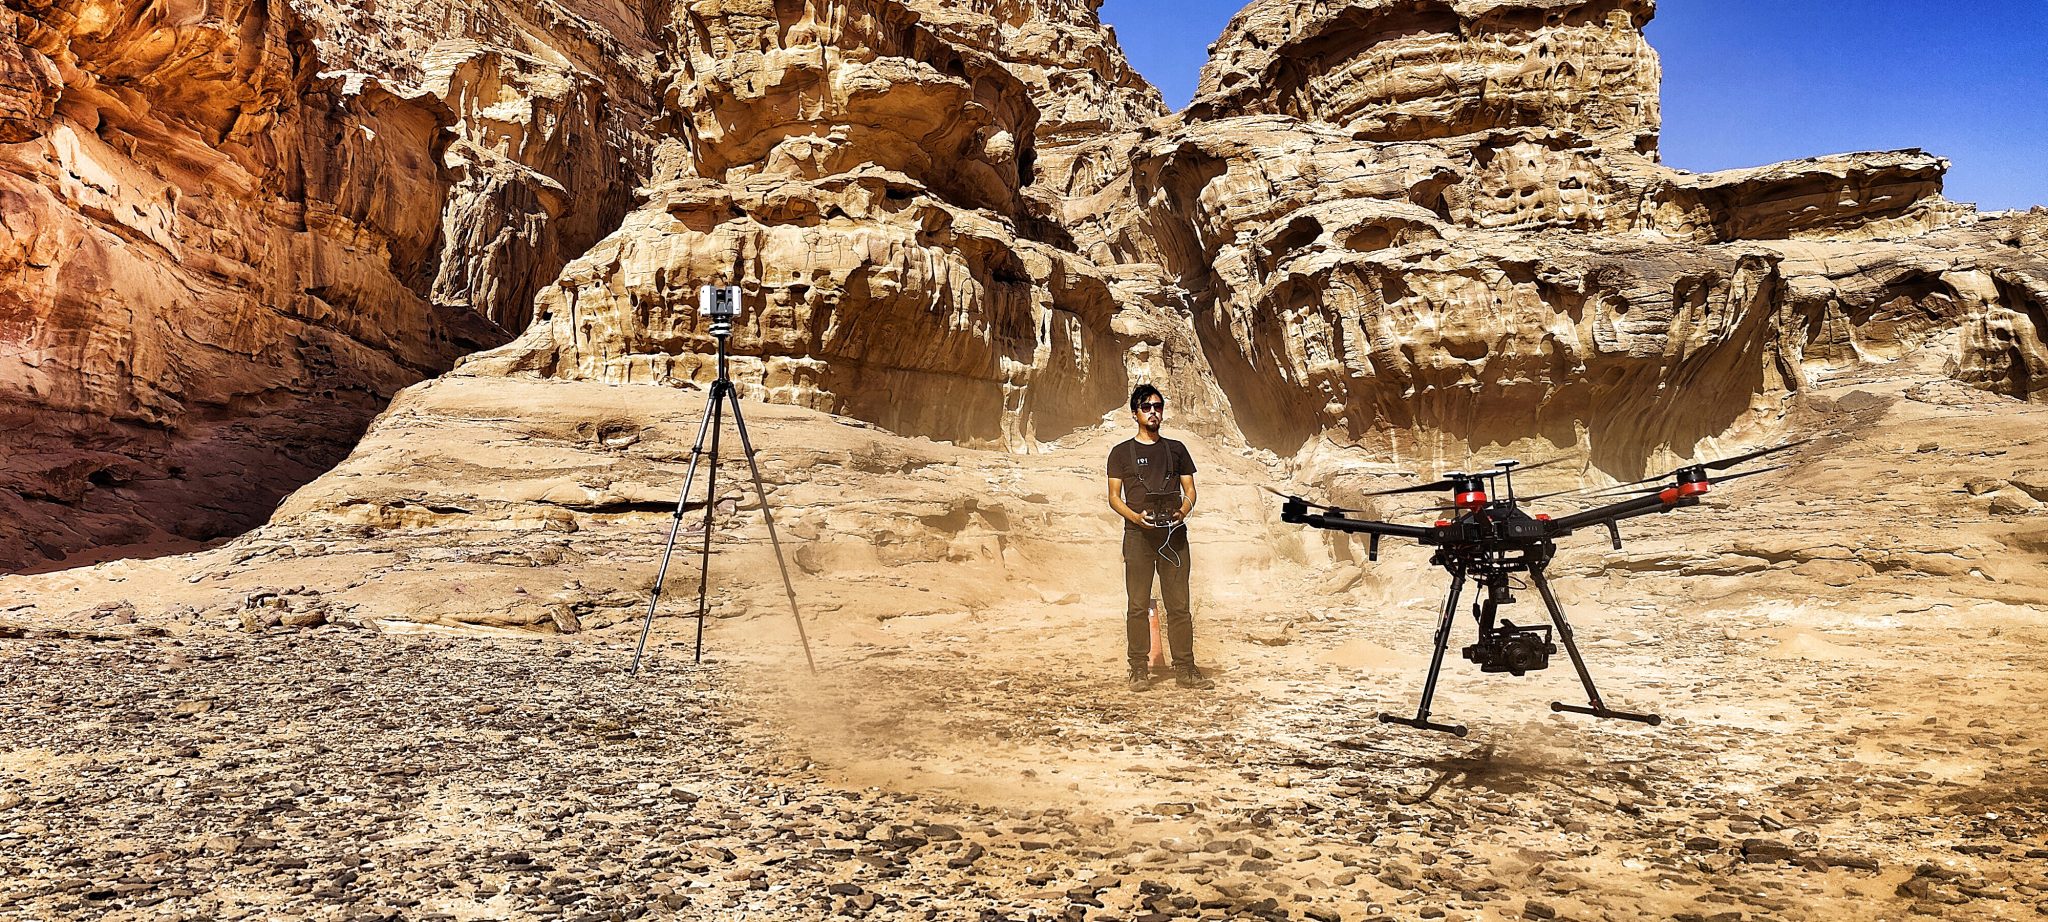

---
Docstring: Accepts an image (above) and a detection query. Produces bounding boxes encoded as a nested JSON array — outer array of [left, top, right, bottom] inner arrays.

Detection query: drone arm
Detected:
[[1546, 490, 1702, 537], [1308, 515, 1432, 542], [1281, 500, 1432, 541]]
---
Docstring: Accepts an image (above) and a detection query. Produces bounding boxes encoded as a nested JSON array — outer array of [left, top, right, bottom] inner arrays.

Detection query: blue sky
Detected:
[[1099, 0, 2048, 211]]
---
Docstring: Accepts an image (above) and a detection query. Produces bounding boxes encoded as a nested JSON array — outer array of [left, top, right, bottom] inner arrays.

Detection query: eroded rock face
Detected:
[[0, 0, 660, 571], [1192, 0, 1662, 154], [905, 0, 1165, 145], [0, 0, 500, 569], [3, 0, 2046, 574], [462, 0, 1135, 448], [289, 0, 664, 330], [1057, 0, 2048, 469]]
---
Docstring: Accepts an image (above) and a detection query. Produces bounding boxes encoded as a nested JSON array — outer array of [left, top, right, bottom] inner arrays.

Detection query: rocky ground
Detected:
[[3, 584, 2045, 921]]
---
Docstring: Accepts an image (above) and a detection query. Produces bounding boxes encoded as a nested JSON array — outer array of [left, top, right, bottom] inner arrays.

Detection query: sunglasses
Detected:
[[1137, 401, 1165, 411]]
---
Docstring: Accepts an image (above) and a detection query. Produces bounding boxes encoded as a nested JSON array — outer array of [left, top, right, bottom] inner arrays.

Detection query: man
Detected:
[[1106, 384, 1213, 691]]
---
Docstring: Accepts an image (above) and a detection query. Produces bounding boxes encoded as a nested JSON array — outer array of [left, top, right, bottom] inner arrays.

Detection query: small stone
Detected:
[[1897, 876, 1938, 900], [280, 609, 327, 628], [1990, 490, 2041, 516], [1741, 839, 1800, 863]]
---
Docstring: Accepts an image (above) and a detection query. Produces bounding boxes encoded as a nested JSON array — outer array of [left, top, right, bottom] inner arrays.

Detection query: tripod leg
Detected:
[[1380, 570, 1468, 736], [722, 395, 817, 673], [630, 387, 722, 676], [693, 383, 728, 665], [1531, 568, 1660, 726]]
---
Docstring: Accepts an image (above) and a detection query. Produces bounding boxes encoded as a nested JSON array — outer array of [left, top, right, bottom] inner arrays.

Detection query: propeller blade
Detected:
[[1591, 461, 1796, 497], [1363, 478, 1459, 497], [1702, 439, 1811, 471], [1515, 488, 1589, 503], [1503, 456, 1576, 475], [1602, 472, 1665, 491], [1473, 456, 1574, 479], [1588, 482, 1669, 498], [1711, 462, 1793, 484], [1364, 457, 1578, 497], [1604, 440, 1813, 490]]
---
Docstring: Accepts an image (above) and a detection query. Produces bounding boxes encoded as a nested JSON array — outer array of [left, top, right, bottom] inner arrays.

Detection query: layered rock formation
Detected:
[[0, 0, 658, 570], [1192, 0, 1662, 153], [3, 0, 2046, 576], [1058, 0, 2048, 474], [1, 0, 483, 569], [459, 0, 1144, 447], [5, 7, 2048, 919]]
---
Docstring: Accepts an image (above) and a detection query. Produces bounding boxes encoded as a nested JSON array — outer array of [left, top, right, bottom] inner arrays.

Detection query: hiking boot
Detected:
[[1175, 666, 1214, 689], [1128, 668, 1156, 692]]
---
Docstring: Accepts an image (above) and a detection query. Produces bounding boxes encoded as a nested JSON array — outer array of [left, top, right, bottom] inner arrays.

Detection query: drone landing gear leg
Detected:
[[1531, 569, 1660, 727], [1380, 571, 1468, 737]]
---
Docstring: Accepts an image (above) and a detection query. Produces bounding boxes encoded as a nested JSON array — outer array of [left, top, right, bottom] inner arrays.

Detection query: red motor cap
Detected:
[[1456, 491, 1487, 508], [1678, 480, 1711, 497], [1658, 486, 1681, 504]]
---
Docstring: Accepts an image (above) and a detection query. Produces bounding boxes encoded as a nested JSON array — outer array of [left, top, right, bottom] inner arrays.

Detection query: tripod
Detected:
[[628, 314, 816, 676]]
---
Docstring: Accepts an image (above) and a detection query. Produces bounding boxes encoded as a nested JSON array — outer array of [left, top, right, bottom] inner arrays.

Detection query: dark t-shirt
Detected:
[[1108, 437, 1197, 528]]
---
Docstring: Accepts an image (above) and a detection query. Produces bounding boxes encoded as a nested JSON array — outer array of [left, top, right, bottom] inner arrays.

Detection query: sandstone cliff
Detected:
[[458, 0, 1143, 448], [1062, 0, 2048, 475], [2, 0, 485, 569], [3, 0, 2045, 578], [0, 0, 659, 570]]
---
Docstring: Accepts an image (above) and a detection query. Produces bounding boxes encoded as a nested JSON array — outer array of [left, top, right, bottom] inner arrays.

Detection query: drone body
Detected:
[[1278, 444, 1804, 736]]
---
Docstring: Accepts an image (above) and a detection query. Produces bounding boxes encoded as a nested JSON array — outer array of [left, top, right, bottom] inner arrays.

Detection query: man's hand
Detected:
[[1109, 476, 1151, 528]]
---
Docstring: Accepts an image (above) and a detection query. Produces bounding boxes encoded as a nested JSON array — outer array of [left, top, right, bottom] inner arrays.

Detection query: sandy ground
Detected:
[[3, 366, 2047, 920], [2, 587, 2045, 921]]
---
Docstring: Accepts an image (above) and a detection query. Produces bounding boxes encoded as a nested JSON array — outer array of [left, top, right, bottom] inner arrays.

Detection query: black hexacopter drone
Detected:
[[1275, 441, 1806, 736]]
